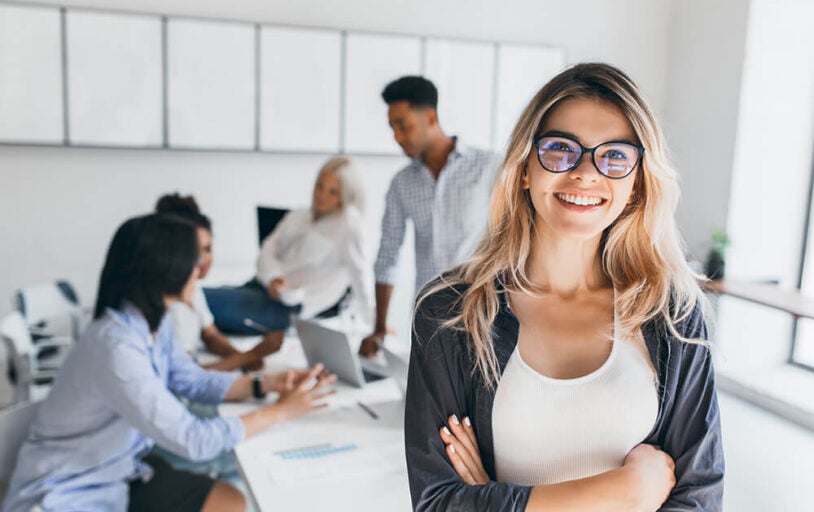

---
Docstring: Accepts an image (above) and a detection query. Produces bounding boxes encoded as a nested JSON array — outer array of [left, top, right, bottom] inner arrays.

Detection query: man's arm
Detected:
[[359, 282, 393, 356], [361, 179, 407, 357]]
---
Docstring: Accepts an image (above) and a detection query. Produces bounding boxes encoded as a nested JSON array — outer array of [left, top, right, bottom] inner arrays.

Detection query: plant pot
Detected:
[[706, 252, 725, 280]]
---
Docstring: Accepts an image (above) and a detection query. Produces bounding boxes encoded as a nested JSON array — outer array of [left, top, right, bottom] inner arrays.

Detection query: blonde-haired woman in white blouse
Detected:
[[205, 156, 374, 350]]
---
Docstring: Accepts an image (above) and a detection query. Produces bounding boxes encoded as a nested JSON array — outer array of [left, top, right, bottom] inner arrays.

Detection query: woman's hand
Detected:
[[623, 444, 676, 512], [240, 364, 337, 437], [439, 414, 489, 485], [268, 277, 289, 301], [263, 367, 330, 394], [273, 364, 337, 421]]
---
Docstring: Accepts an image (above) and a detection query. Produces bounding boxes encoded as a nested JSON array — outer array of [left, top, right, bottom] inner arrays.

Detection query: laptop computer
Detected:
[[381, 345, 409, 394], [294, 319, 391, 388]]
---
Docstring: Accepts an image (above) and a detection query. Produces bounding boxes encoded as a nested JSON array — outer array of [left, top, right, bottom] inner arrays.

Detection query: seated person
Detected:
[[3, 214, 335, 512], [156, 193, 272, 372], [205, 155, 374, 345]]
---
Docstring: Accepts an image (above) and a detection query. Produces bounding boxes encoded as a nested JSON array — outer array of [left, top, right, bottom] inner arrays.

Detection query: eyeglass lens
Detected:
[[536, 136, 640, 179]]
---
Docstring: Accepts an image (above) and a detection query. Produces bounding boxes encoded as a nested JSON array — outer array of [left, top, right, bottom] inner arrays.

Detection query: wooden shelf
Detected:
[[703, 279, 814, 320]]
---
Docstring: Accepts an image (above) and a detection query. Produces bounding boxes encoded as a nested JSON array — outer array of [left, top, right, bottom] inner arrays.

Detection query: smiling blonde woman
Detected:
[[204, 155, 374, 347], [404, 63, 723, 511]]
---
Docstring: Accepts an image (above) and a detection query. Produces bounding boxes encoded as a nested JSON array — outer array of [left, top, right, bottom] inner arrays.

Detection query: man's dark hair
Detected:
[[381, 76, 438, 109], [94, 214, 198, 331], [155, 192, 212, 232]]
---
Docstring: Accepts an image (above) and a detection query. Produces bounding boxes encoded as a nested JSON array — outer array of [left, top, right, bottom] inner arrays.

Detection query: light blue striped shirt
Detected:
[[3, 304, 243, 512], [374, 139, 501, 293]]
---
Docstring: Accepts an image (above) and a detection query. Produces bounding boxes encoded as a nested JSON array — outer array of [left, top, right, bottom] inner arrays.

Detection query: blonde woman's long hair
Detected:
[[419, 63, 708, 388], [313, 155, 365, 215]]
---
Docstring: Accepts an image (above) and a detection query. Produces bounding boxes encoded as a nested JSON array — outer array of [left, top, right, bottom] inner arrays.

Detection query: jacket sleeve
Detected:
[[91, 338, 244, 461], [167, 334, 240, 404], [405, 288, 532, 511], [659, 307, 725, 511]]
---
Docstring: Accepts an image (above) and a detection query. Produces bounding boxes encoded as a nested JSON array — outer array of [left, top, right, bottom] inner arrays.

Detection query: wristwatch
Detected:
[[252, 375, 266, 400]]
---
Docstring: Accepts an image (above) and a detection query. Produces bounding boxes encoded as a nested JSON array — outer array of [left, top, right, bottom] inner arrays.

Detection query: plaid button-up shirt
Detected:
[[374, 140, 501, 293]]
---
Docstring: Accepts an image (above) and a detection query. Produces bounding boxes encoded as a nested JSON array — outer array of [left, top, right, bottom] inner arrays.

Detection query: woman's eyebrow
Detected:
[[540, 129, 581, 142], [540, 129, 639, 146]]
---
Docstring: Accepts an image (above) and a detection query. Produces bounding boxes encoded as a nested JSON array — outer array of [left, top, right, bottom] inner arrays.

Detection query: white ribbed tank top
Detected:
[[492, 307, 658, 486]]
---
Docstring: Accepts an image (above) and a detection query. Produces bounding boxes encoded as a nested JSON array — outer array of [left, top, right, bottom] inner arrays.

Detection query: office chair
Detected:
[[14, 280, 84, 343], [1, 311, 71, 404], [0, 400, 41, 501], [256, 206, 290, 246]]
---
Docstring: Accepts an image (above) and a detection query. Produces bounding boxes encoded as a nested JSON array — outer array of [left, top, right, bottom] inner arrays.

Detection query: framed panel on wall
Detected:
[[260, 26, 341, 153], [167, 18, 255, 150], [343, 33, 421, 155], [0, 4, 63, 144], [424, 39, 495, 151], [66, 10, 162, 147], [495, 44, 565, 150], [0, 3, 566, 156]]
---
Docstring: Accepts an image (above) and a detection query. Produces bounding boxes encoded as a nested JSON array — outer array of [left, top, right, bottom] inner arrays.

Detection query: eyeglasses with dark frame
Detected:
[[532, 132, 645, 180]]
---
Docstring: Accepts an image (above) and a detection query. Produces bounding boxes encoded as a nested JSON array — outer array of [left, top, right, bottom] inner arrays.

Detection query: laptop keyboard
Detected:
[[362, 368, 387, 383]]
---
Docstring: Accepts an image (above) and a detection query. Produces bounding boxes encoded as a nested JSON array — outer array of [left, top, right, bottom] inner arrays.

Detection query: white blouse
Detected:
[[168, 283, 214, 355], [491, 311, 658, 486], [256, 206, 374, 326]]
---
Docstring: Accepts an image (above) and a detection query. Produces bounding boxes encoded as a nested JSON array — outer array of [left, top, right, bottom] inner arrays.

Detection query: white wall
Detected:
[[7, 0, 674, 112], [0, 148, 418, 330], [720, 392, 814, 512], [664, 0, 751, 262], [728, 0, 814, 285], [0, 0, 677, 343], [719, 0, 814, 372]]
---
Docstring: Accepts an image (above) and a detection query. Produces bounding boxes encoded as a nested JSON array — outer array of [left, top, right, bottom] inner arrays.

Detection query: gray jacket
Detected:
[[405, 280, 724, 511]]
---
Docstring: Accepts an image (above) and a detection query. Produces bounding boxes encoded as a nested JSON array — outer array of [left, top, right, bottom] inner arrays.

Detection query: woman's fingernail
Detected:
[[452, 415, 460, 425], [443, 426, 451, 436], [463, 416, 471, 427], [450, 444, 456, 454]]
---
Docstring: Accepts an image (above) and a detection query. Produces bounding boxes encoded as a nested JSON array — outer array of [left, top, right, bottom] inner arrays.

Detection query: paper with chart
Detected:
[[257, 401, 405, 486]]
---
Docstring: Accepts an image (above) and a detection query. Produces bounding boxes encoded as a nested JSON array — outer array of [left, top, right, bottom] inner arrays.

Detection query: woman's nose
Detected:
[[569, 153, 601, 182]]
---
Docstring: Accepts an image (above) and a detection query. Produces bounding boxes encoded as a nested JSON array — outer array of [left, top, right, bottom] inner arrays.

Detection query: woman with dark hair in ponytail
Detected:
[[4, 214, 335, 512], [155, 192, 272, 372]]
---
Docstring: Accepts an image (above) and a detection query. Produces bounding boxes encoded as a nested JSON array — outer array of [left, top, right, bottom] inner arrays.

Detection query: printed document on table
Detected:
[[256, 401, 405, 485]]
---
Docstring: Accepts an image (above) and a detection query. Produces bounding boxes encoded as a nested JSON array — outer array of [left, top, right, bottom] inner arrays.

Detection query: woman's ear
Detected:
[[628, 173, 644, 205], [521, 165, 530, 190]]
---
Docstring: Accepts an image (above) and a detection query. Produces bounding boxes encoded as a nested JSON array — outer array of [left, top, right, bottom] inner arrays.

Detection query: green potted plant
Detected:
[[705, 229, 730, 280]]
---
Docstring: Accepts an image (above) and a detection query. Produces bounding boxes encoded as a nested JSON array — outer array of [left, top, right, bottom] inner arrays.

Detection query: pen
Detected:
[[357, 401, 379, 420], [243, 317, 271, 333]]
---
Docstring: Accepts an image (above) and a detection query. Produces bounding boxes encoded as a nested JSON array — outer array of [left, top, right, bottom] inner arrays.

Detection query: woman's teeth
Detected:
[[555, 193, 604, 206]]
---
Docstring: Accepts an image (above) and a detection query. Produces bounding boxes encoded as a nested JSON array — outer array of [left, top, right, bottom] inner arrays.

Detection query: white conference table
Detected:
[[216, 334, 412, 512]]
